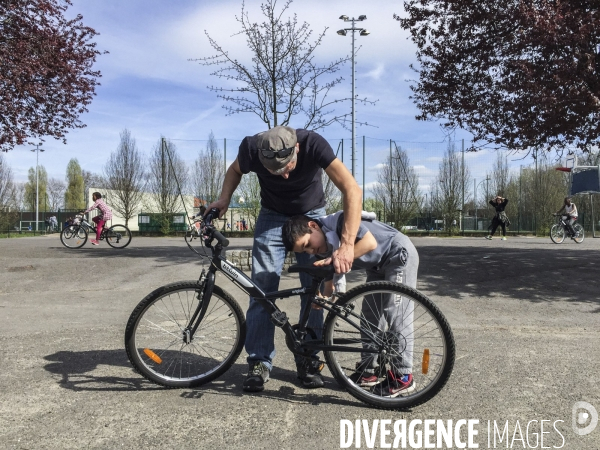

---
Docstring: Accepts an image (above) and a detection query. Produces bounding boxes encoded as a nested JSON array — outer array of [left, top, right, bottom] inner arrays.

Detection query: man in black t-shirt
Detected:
[[206, 126, 362, 392]]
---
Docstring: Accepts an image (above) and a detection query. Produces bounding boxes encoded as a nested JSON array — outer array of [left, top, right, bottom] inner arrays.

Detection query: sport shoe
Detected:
[[90, 240, 99, 245], [243, 362, 270, 392], [501, 237, 507, 241], [349, 370, 379, 387], [485, 235, 492, 240], [296, 358, 325, 389], [371, 371, 416, 397]]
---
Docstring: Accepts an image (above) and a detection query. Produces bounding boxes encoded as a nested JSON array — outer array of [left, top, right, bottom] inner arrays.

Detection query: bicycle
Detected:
[[124, 209, 455, 410], [550, 214, 584, 244], [60, 214, 132, 249]]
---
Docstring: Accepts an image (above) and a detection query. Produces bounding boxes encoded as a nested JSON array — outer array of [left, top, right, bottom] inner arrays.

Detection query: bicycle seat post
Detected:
[[296, 275, 324, 333]]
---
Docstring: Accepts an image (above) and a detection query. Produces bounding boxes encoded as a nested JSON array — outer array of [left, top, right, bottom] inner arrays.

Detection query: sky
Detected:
[[4, 0, 540, 197]]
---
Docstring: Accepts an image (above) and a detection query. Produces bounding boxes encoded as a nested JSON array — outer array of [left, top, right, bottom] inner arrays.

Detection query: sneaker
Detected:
[[296, 358, 325, 389], [371, 371, 416, 397], [349, 370, 379, 387], [243, 362, 270, 392], [501, 237, 507, 241], [485, 235, 492, 240], [90, 240, 99, 246]]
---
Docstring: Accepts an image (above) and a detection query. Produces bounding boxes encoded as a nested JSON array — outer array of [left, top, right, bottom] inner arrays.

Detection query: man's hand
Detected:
[[205, 199, 229, 218], [332, 243, 354, 274]]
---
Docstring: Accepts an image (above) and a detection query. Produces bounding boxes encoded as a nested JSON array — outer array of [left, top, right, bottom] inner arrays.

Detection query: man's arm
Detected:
[[324, 158, 362, 274], [206, 158, 244, 218]]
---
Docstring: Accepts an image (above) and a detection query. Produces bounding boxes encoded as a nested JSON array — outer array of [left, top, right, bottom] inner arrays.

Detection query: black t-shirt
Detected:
[[237, 129, 336, 215]]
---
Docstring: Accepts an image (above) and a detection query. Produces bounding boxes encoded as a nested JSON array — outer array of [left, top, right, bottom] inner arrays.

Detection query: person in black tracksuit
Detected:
[[485, 196, 509, 240]]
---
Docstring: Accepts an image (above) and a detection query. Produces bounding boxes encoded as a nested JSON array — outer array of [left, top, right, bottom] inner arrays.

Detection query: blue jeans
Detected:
[[246, 206, 326, 371]]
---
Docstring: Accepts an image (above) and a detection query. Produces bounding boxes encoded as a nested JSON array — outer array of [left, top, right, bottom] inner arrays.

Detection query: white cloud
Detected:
[[364, 64, 385, 80]]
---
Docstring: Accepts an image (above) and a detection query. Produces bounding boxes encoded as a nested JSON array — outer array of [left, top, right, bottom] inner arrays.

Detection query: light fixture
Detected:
[[29, 144, 45, 232], [336, 15, 369, 179]]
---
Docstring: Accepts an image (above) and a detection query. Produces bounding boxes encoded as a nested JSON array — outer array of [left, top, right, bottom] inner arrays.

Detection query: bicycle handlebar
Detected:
[[211, 229, 230, 247], [202, 207, 229, 248]]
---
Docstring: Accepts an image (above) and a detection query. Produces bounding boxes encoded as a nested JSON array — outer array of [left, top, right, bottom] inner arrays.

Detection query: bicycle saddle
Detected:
[[287, 264, 334, 279]]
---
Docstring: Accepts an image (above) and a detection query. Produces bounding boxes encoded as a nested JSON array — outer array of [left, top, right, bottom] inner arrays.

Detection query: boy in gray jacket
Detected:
[[282, 211, 419, 397]]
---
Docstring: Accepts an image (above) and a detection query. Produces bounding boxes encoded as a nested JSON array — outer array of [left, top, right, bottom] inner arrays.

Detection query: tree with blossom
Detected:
[[0, 0, 103, 152]]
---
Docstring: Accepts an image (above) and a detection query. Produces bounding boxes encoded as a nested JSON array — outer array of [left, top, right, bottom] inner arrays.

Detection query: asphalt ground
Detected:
[[0, 234, 599, 449]]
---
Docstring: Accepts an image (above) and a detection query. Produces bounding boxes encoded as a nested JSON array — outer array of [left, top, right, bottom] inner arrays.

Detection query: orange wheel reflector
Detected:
[[143, 348, 162, 364], [422, 348, 430, 374]]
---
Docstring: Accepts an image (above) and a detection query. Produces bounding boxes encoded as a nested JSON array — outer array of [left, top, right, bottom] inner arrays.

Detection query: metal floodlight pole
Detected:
[[29, 144, 45, 231], [338, 15, 369, 179]]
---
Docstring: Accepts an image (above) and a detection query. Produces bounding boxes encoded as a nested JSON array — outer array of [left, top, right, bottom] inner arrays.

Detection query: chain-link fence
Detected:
[[4, 134, 598, 238], [166, 134, 597, 236]]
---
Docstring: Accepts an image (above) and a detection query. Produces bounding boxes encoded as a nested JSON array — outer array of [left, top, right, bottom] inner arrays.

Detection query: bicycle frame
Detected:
[[75, 216, 107, 238], [185, 231, 382, 357]]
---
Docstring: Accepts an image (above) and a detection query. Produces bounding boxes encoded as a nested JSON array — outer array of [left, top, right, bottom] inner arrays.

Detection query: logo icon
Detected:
[[572, 401, 598, 436]]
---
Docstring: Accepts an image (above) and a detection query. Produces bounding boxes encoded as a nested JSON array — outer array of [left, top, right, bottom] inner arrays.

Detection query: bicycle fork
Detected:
[[182, 269, 214, 344]]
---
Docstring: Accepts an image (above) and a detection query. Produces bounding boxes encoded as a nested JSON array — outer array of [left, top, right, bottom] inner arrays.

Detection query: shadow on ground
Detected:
[[417, 245, 600, 308], [50, 242, 600, 308], [42, 349, 367, 409]]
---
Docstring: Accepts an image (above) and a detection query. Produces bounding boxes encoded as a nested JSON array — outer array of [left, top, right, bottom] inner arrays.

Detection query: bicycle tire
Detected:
[[60, 225, 88, 249], [323, 281, 455, 410], [125, 282, 246, 388], [105, 224, 132, 249], [550, 224, 565, 244], [573, 224, 584, 244]]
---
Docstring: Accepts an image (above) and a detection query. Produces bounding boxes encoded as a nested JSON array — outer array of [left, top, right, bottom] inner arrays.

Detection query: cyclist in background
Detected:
[[555, 197, 578, 238], [81, 192, 112, 246]]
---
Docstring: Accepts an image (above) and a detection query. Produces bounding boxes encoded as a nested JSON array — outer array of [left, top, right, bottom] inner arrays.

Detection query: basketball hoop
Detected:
[[555, 167, 572, 172]]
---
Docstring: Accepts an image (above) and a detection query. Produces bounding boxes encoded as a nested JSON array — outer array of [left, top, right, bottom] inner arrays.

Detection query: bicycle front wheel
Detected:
[[60, 225, 88, 249], [125, 282, 246, 388], [550, 224, 565, 244], [323, 281, 455, 410], [105, 224, 132, 248], [573, 224, 584, 244]]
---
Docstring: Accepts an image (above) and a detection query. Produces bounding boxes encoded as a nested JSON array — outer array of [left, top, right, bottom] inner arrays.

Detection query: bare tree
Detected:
[[13, 182, 26, 211], [431, 141, 471, 233], [489, 152, 510, 197], [192, 131, 225, 208], [322, 171, 342, 214], [195, 0, 371, 130], [46, 177, 66, 210], [236, 172, 261, 230], [82, 169, 105, 195], [0, 155, 17, 229], [372, 146, 420, 228], [104, 129, 146, 226], [146, 138, 189, 233]]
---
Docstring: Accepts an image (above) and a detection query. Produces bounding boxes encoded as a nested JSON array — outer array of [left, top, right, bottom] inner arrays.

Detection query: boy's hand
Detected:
[[313, 257, 332, 266]]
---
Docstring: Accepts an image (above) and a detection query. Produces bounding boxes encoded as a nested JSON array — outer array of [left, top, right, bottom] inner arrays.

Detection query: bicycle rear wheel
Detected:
[[323, 281, 455, 410], [550, 224, 565, 244], [60, 225, 88, 249], [125, 282, 246, 388], [105, 224, 132, 248], [573, 224, 584, 244]]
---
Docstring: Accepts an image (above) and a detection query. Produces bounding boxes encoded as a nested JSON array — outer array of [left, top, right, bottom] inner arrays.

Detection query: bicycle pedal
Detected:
[[270, 311, 288, 327]]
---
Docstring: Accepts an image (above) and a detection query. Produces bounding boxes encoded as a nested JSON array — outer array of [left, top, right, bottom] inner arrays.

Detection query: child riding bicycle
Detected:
[[81, 192, 113, 246], [555, 196, 578, 238], [283, 211, 420, 397]]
